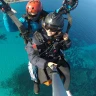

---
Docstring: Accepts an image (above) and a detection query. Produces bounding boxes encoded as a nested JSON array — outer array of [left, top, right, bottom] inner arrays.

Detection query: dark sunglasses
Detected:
[[45, 25, 61, 32], [31, 14, 37, 17], [28, 14, 37, 17]]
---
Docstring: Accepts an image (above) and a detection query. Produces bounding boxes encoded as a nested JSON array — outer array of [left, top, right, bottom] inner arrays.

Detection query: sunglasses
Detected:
[[45, 25, 62, 32], [28, 14, 37, 17]]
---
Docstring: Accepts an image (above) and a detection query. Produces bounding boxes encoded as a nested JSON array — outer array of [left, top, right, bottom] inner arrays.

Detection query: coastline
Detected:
[[5, 0, 29, 3]]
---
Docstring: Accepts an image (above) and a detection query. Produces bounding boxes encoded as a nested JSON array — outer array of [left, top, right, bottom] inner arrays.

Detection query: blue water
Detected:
[[0, 0, 96, 96]]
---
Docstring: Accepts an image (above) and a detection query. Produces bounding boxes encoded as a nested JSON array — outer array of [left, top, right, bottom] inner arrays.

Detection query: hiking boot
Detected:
[[34, 82, 40, 94]]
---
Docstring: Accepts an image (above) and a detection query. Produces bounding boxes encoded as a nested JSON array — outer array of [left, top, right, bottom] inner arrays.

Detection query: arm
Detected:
[[0, 2, 18, 32], [0, 0, 27, 32], [61, 38, 71, 50], [60, 33, 71, 50], [66, 13, 72, 33], [3, 13, 28, 32], [56, 8, 72, 34], [3, 13, 18, 32], [56, 0, 79, 14], [56, 0, 79, 33], [26, 41, 48, 69]]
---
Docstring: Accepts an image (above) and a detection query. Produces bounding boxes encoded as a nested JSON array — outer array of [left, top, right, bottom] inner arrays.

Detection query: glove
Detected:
[[62, 0, 72, 12], [0, 2, 11, 12], [63, 33, 69, 41], [62, 0, 73, 6], [48, 62, 57, 70]]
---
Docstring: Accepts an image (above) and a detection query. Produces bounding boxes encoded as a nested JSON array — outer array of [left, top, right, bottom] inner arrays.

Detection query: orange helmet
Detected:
[[26, 0, 42, 14]]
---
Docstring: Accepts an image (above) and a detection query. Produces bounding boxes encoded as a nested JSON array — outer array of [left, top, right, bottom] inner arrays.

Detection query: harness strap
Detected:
[[66, 13, 72, 33], [34, 31, 45, 43]]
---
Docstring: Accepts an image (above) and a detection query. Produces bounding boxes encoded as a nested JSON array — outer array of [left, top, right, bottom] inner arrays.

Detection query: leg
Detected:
[[58, 60, 72, 96], [57, 60, 70, 90], [28, 61, 38, 82], [28, 62, 40, 94], [58, 65, 70, 90], [38, 67, 52, 84]]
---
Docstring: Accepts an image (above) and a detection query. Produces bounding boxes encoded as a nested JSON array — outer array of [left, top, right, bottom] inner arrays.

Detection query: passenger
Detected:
[[26, 12, 72, 95]]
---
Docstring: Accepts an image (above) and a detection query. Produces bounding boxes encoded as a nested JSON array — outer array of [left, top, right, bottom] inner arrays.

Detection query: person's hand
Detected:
[[63, 33, 69, 41], [48, 62, 57, 69], [0, 2, 11, 12]]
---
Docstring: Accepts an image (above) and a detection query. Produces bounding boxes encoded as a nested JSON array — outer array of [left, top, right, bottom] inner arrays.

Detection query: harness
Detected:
[[32, 31, 64, 61], [34, 31, 45, 43], [32, 31, 45, 50], [22, 14, 33, 36]]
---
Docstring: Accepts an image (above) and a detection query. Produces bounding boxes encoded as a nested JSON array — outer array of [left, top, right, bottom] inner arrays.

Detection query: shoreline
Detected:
[[5, 0, 29, 3]]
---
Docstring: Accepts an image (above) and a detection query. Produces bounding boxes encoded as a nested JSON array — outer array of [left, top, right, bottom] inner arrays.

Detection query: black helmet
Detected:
[[42, 12, 64, 31]]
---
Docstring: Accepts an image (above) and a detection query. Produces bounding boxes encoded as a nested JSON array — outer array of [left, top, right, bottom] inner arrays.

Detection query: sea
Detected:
[[0, 0, 96, 96]]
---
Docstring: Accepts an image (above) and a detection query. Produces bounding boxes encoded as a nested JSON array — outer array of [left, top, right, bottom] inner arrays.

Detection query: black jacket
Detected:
[[26, 29, 71, 69]]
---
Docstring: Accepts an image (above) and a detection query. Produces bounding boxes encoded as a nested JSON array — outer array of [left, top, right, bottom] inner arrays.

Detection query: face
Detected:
[[30, 12, 37, 15], [28, 12, 38, 19], [44, 24, 60, 36], [45, 29, 56, 36]]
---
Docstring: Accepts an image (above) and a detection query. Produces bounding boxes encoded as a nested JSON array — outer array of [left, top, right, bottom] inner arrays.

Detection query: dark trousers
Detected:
[[38, 59, 70, 90]]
